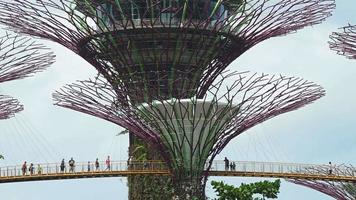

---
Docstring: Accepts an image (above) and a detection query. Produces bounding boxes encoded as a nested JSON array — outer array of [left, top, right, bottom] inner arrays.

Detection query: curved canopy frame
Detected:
[[330, 25, 356, 60], [289, 164, 356, 200], [0, 95, 23, 120]]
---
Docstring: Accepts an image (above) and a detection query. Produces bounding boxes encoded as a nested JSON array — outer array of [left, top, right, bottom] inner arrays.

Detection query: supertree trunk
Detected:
[[53, 71, 325, 199], [288, 164, 356, 200], [0, 33, 54, 119], [0, 0, 334, 198]]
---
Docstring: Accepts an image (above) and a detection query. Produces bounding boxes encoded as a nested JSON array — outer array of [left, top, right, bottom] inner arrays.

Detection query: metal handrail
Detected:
[[0, 160, 354, 182]]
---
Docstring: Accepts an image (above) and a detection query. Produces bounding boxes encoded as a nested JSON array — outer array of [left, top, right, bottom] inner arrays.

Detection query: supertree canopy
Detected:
[[289, 165, 356, 200], [0, 33, 54, 119], [0, 0, 335, 97], [54, 71, 325, 198], [330, 25, 356, 60]]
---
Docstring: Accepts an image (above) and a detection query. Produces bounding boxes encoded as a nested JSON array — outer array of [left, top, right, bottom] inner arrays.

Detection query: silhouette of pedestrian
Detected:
[[105, 156, 111, 171], [69, 157, 75, 173], [224, 157, 229, 171], [127, 156, 133, 170], [29, 163, 34, 175], [60, 159, 65, 173], [87, 161, 91, 172], [37, 164, 42, 175], [143, 161, 148, 169], [95, 158, 99, 171], [328, 161, 333, 175], [22, 161, 27, 176]]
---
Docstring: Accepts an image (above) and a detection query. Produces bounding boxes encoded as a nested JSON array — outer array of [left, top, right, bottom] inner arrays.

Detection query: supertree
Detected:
[[289, 164, 356, 200], [0, 33, 54, 119], [53, 71, 325, 199], [330, 25, 356, 59], [0, 0, 334, 199]]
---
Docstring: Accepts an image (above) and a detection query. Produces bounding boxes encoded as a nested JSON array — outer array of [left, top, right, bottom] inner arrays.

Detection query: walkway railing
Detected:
[[0, 160, 354, 183], [0, 160, 168, 177]]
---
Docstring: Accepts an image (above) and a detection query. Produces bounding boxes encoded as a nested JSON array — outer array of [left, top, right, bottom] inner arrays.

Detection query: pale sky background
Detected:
[[0, 1, 355, 199]]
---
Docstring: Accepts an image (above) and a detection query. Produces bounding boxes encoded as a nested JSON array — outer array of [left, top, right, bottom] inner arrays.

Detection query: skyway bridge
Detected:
[[0, 160, 354, 184]]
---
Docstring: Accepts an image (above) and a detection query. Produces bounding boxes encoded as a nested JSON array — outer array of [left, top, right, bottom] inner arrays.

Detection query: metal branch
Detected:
[[330, 25, 356, 60], [289, 164, 356, 200], [0, 95, 23, 119], [0, 33, 55, 83], [0, 33, 54, 118]]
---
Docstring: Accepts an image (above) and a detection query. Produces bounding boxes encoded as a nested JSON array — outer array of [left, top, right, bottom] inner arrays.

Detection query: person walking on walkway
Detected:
[[127, 156, 133, 170], [87, 161, 91, 172], [29, 163, 34, 175], [224, 157, 229, 171], [69, 157, 75, 173], [60, 159, 65, 173], [95, 158, 99, 171], [328, 161, 333, 175], [105, 156, 111, 171], [37, 164, 42, 175], [22, 161, 27, 176]]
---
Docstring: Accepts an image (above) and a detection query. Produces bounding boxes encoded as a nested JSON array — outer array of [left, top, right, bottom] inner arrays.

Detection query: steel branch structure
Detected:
[[330, 25, 356, 60], [54, 71, 325, 198], [0, 0, 335, 96], [0, 95, 22, 120], [289, 164, 356, 200], [0, 33, 54, 119]]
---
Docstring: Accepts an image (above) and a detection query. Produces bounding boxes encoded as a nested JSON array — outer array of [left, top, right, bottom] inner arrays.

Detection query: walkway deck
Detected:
[[0, 160, 354, 183]]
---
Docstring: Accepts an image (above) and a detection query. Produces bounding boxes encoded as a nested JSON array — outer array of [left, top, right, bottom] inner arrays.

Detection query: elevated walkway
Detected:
[[0, 160, 354, 183]]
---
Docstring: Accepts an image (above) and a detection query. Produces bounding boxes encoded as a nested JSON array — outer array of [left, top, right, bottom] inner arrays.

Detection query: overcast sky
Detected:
[[0, 1, 355, 199]]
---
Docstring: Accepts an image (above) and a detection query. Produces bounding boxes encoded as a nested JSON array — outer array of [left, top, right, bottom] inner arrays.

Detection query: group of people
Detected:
[[21, 156, 112, 176], [224, 157, 236, 171], [60, 157, 77, 173], [21, 162, 43, 176], [59, 156, 112, 173]]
